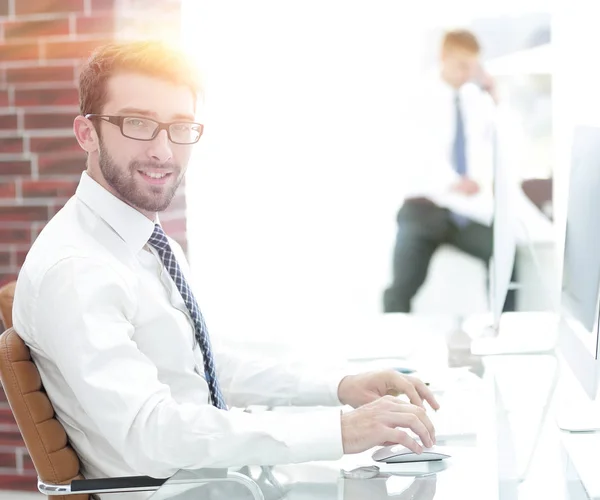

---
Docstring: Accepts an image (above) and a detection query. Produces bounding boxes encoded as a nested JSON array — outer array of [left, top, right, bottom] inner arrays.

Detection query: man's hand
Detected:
[[341, 395, 436, 454], [451, 177, 480, 196], [337, 369, 440, 410], [479, 69, 498, 104]]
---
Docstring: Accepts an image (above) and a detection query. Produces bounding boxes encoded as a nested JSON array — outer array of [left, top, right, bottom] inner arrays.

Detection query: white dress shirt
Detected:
[[12, 172, 346, 496], [401, 74, 496, 225]]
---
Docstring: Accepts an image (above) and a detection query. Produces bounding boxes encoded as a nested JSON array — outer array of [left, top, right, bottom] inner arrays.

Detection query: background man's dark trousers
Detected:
[[383, 199, 516, 313]]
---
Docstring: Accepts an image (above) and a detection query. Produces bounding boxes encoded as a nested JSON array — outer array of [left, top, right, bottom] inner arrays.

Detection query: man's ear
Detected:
[[73, 115, 99, 153]]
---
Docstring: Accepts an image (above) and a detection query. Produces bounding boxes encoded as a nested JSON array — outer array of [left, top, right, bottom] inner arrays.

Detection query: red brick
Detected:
[[0, 432, 26, 447], [0, 114, 18, 131], [0, 182, 16, 198], [0, 160, 31, 176], [24, 112, 76, 130], [0, 0, 8, 17], [0, 274, 18, 289], [0, 43, 40, 62], [91, 0, 115, 11], [0, 407, 17, 426], [30, 136, 79, 154], [0, 251, 10, 267], [6, 65, 75, 84], [0, 228, 30, 244], [38, 152, 86, 176], [15, 249, 29, 267], [15, 87, 78, 107], [22, 179, 77, 198], [0, 91, 9, 107], [15, 0, 84, 16], [22, 452, 35, 471], [45, 39, 108, 60], [0, 206, 48, 223], [76, 14, 116, 35], [0, 450, 17, 468], [0, 473, 38, 492], [0, 137, 24, 154], [48, 200, 68, 217], [31, 222, 46, 241], [4, 19, 71, 39]]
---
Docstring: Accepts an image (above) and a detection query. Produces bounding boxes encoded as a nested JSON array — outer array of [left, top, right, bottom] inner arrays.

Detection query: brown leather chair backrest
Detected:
[[0, 281, 16, 330], [0, 328, 88, 500]]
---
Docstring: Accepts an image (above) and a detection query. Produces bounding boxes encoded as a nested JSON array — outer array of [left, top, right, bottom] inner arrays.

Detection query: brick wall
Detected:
[[0, 0, 187, 290], [0, 0, 185, 490]]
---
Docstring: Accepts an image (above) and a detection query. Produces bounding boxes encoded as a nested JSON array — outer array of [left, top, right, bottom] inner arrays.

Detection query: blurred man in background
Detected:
[[383, 29, 515, 313]]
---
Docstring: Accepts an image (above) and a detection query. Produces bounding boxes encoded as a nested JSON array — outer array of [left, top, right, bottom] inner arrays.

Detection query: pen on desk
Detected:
[[393, 367, 430, 386], [394, 367, 416, 375]]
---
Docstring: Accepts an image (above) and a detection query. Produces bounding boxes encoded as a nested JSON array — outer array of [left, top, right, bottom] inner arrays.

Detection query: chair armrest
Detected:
[[39, 475, 166, 495], [71, 476, 166, 492], [39, 470, 265, 499]]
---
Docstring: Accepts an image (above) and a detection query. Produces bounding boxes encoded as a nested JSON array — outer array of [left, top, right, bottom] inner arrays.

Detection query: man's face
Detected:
[[441, 48, 480, 88], [92, 72, 197, 215]]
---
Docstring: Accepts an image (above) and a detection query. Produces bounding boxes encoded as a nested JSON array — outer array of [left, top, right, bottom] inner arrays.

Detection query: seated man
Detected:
[[383, 29, 515, 313], [12, 40, 438, 487]]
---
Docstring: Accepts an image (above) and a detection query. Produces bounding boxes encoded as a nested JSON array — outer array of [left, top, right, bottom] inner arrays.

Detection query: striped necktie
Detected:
[[148, 224, 227, 409]]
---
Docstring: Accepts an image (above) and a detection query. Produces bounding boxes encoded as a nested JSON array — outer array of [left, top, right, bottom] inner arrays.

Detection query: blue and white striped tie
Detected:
[[148, 224, 227, 409]]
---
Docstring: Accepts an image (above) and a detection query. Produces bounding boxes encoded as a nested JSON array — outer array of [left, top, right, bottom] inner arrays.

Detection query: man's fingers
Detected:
[[384, 409, 434, 448], [383, 428, 423, 454], [389, 372, 424, 408], [383, 400, 436, 446], [404, 383, 424, 408], [408, 377, 440, 411]]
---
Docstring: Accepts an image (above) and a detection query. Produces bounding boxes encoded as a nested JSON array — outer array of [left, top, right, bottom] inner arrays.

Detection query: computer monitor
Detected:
[[467, 110, 558, 356], [489, 119, 518, 331], [557, 125, 600, 401], [462, 113, 518, 340]]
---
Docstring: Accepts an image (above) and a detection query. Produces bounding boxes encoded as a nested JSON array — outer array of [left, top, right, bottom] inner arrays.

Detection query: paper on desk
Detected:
[[412, 366, 483, 393]]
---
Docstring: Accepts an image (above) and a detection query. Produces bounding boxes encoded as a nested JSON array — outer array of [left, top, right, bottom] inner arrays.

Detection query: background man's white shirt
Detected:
[[401, 76, 496, 225]]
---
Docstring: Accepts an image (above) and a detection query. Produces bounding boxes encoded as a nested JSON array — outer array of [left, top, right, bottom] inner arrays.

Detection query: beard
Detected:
[[98, 138, 183, 213]]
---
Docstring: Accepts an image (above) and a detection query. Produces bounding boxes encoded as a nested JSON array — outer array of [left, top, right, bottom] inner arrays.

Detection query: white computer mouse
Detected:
[[371, 444, 451, 463]]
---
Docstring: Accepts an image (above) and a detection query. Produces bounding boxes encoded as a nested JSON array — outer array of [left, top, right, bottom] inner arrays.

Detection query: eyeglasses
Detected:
[[85, 114, 203, 145]]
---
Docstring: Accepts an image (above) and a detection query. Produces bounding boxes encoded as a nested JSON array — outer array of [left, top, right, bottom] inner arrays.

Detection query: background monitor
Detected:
[[490, 116, 518, 331], [558, 125, 600, 400], [462, 111, 518, 341]]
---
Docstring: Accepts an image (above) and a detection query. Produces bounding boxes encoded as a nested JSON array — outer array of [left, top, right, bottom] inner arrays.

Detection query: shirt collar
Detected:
[[75, 171, 157, 252]]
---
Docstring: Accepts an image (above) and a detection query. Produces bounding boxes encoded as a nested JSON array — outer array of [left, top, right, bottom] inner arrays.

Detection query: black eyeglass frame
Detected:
[[85, 114, 203, 145]]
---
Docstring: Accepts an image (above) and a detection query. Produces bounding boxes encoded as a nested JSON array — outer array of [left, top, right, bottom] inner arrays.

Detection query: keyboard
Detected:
[[429, 406, 478, 441], [425, 384, 483, 441]]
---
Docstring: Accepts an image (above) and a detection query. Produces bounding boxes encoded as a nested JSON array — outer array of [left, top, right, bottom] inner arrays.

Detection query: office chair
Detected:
[[0, 281, 16, 329], [0, 325, 264, 499]]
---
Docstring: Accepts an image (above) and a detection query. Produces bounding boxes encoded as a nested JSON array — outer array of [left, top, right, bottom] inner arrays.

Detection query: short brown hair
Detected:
[[78, 40, 202, 116], [442, 29, 480, 54]]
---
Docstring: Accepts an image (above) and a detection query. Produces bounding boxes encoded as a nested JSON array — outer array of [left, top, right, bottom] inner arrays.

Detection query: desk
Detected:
[[149, 314, 590, 500]]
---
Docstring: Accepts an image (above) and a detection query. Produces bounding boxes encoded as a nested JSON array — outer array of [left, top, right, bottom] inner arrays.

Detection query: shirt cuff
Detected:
[[283, 409, 344, 462], [295, 365, 352, 406]]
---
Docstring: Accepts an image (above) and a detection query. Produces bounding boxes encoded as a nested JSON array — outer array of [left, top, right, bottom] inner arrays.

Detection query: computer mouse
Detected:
[[371, 444, 451, 463]]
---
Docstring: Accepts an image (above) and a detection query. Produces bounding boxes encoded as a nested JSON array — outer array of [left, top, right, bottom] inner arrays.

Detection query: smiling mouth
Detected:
[[140, 171, 169, 178], [138, 170, 173, 184]]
